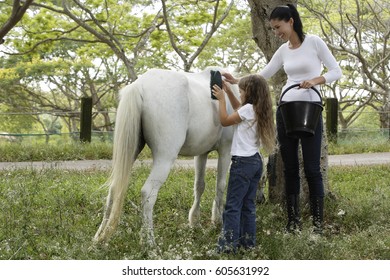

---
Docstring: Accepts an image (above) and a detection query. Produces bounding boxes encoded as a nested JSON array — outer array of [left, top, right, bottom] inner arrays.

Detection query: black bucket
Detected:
[[278, 84, 323, 138]]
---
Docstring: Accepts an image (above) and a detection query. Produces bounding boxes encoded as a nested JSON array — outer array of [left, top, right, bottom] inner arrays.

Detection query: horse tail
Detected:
[[93, 82, 142, 243]]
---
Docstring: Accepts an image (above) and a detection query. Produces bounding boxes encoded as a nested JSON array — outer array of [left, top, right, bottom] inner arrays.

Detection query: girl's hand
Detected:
[[212, 85, 226, 101], [222, 80, 232, 94]]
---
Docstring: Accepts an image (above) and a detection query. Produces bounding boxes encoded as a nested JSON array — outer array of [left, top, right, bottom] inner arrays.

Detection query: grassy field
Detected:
[[0, 164, 389, 260], [0, 131, 389, 162]]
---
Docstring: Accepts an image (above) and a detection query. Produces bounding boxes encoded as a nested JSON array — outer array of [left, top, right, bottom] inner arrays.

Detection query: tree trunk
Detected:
[[248, 0, 330, 203]]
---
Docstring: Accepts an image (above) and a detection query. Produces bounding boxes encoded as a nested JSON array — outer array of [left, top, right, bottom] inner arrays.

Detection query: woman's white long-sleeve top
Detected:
[[259, 34, 342, 102]]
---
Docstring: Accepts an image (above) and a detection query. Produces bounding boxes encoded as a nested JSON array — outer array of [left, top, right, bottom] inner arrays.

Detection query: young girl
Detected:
[[212, 74, 276, 253]]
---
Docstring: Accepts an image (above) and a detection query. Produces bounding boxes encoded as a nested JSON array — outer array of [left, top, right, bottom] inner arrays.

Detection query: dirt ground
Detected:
[[0, 152, 389, 171]]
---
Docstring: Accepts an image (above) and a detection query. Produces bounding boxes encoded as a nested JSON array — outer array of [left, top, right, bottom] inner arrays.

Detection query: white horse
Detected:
[[93, 67, 238, 245]]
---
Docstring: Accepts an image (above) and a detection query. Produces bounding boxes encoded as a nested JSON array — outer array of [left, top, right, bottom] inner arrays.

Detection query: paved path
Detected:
[[0, 152, 389, 171]]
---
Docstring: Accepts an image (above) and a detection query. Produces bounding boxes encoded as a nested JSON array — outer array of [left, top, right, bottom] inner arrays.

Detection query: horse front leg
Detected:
[[140, 159, 174, 246], [212, 148, 231, 224], [188, 153, 208, 227]]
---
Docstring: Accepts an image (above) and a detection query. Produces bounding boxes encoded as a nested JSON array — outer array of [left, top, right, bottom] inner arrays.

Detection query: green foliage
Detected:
[[1, 0, 388, 136], [195, 2, 265, 73], [0, 165, 389, 259], [301, 0, 390, 129], [0, 141, 113, 161], [0, 1, 12, 25], [0, 104, 35, 133]]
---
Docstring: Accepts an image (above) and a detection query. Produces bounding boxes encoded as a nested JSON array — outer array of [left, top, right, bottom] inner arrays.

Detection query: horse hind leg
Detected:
[[140, 157, 176, 246], [93, 140, 146, 244], [188, 153, 208, 227]]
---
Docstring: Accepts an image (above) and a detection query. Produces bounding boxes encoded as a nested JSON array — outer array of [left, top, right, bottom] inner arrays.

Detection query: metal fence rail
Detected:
[[1, 98, 389, 143]]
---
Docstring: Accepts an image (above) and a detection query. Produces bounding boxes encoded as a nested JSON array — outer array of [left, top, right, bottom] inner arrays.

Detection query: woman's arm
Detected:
[[299, 36, 342, 89], [259, 47, 284, 79], [222, 46, 284, 84], [314, 35, 342, 83], [221, 72, 239, 84]]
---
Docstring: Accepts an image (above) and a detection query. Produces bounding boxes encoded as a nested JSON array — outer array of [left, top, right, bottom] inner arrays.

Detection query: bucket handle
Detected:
[[279, 83, 322, 104]]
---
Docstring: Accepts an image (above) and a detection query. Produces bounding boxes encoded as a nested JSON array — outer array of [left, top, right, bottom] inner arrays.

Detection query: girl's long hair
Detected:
[[239, 75, 276, 154]]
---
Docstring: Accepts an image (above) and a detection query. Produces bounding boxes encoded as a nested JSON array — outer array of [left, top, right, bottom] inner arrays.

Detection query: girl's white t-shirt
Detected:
[[231, 104, 260, 157]]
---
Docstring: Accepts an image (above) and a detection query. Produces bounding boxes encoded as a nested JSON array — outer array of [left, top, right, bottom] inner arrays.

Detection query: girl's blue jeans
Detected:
[[218, 153, 263, 253]]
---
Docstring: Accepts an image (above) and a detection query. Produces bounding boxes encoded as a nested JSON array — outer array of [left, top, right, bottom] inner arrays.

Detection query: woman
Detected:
[[212, 74, 276, 253], [223, 4, 342, 234]]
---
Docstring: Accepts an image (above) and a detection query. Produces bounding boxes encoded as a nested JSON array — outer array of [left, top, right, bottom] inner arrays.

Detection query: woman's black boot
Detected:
[[310, 196, 324, 234], [286, 194, 301, 232]]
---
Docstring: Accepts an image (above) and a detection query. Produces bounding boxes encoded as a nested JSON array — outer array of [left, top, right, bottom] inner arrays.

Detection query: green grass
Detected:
[[0, 141, 111, 161], [0, 165, 389, 260], [1, 131, 389, 162], [328, 131, 390, 154], [0, 141, 151, 162]]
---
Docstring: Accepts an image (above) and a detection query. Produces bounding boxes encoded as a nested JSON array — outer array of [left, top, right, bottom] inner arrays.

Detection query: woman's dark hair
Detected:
[[269, 4, 305, 43]]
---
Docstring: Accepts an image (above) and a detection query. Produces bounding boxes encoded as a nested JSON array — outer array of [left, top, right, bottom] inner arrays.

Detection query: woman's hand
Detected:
[[299, 76, 325, 88], [212, 85, 226, 101], [299, 80, 316, 89], [221, 72, 239, 84]]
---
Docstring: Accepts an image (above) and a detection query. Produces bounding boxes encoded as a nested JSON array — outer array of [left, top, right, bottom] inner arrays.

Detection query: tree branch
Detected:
[[0, 0, 34, 44], [161, 0, 234, 71]]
